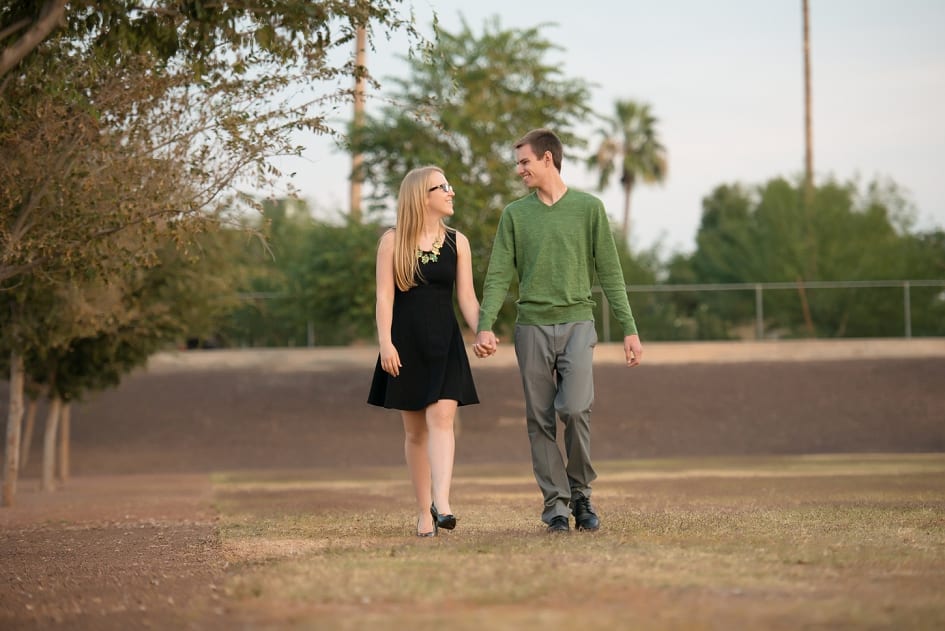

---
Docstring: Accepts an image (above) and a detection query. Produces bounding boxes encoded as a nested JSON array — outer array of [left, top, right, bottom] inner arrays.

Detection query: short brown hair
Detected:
[[514, 128, 563, 172]]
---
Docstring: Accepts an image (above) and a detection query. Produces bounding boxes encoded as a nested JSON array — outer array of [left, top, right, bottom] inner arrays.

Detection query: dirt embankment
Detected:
[[4, 340, 943, 478]]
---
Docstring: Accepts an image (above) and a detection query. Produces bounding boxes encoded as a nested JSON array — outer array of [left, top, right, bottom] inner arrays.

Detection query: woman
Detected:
[[367, 166, 482, 537]]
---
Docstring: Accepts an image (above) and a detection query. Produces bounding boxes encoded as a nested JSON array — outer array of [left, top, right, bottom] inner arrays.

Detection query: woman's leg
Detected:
[[403, 410, 434, 533], [426, 399, 458, 515]]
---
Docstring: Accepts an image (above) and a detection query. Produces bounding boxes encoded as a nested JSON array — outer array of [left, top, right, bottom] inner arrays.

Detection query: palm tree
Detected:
[[587, 100, 668, 244]]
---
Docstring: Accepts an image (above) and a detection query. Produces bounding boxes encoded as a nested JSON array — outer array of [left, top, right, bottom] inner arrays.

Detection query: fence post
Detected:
[[903, 281, 912, 339], [754, 284, 764, 339]]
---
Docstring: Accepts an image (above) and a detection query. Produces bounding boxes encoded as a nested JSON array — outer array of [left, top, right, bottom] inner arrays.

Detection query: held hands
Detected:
[[473, 330, 498, 359], [380, 342, 402, 377], [624, 334, 643, 367]]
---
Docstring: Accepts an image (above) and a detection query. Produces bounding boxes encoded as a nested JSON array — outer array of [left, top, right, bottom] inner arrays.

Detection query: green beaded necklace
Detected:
[[416, 234, 442, 264]]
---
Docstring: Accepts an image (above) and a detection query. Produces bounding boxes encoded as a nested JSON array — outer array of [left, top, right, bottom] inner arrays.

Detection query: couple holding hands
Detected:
[[367, 128, 644, 536]]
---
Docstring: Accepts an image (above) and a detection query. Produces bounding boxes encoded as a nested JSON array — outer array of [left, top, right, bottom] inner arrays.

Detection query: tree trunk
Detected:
[[2, 352, 25, 507], [349, 24, 367, 222], [796, 277, 816, 336], [19, 398, 37, 469], [621, 182, 633, 244], [41, 397, 62, 492], [57, 403, 71, 484]]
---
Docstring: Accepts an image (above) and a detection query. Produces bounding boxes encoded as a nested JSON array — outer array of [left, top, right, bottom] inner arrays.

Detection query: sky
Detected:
[[277, 0, 945, 255]]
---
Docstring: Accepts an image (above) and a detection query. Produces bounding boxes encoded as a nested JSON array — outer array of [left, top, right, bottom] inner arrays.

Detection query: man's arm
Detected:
[[477, 211, 516, 333], [592, 205, 638, 338], [475, 210, 516, 357]]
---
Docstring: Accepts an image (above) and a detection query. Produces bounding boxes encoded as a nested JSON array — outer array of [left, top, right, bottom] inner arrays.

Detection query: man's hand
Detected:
[[474, 330, 498, 358], [624, 334, 643, 367]]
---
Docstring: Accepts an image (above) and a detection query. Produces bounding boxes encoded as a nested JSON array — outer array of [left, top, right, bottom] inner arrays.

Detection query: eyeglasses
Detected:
[[428, 183, 453, 193]]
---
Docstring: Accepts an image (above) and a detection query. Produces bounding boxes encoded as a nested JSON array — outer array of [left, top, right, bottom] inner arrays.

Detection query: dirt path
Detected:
[[0, 474, 224, 630]]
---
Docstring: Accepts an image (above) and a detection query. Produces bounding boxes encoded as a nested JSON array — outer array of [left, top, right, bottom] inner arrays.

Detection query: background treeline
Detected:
[[210, 175, 945, 348]]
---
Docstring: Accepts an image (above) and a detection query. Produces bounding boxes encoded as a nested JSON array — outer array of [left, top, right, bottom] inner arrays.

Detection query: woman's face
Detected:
[[426, 175, 455, 218]]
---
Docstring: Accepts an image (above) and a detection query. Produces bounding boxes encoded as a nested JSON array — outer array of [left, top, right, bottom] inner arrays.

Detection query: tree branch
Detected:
[[0, 0, 68, 78], [0, 259, 48, 286], [0, 17, 31, 43]]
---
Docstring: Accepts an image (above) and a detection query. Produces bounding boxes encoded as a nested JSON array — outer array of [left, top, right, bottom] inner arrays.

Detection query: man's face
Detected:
[[515, 144, 551, 189]]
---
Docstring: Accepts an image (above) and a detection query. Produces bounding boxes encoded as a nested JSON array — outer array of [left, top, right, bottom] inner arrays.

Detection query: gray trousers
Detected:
[[514, 321, 598, 524]]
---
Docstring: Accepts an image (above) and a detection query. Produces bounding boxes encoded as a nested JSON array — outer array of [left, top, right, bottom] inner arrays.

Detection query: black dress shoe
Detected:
[[431, 504, 457, 530], [571, 494, 600, 531]]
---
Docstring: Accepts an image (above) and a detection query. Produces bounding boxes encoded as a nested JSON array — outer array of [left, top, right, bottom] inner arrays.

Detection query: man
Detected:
[[474, 128, 643, 533]]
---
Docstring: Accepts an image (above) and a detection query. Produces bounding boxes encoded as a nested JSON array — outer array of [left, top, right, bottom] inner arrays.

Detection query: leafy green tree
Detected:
[[3, 233, 246, 490], [213, 200, 382, 348], [353, 16, 594, 333], [902, 229, 945, 336], [674, 176, 944, 338], [2, 1, 423, 505], [587, 100, 668, 244], [215, 198, 323, 348], [2, 0, 425, 293], [297, 219, 381, 345], [0, 48, 207, 504], [1, 1, 419, 79], [24, 328, 165, 490]]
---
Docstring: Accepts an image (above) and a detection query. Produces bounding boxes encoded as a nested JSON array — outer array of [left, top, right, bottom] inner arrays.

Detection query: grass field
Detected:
[[211, 453, 945, 630]]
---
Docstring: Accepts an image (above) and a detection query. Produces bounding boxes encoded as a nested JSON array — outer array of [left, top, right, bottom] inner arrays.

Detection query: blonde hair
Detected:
[[392, 166, 446, 292]]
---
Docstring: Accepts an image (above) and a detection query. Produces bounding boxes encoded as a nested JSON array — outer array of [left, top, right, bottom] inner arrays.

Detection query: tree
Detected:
[[207, 199, 384, 348], [213, 198, 323, 348], [2, 1, 424, 506], [2, 1, 425, 286], [353, 16, 594, 331], [3, 232, 247, 492], [675, 175, 943, 339], [297, 219, 380, 345], [0, 49, 205, 504], [1, 1, 419, 80], [587, 100, 668, 245]]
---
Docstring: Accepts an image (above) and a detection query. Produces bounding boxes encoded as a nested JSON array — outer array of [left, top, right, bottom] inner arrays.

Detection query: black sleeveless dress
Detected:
[[367, 229, 479, 411]]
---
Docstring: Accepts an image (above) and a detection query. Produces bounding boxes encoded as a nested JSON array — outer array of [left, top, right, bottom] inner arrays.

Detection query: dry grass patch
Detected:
[[210, 454, 945, 629]]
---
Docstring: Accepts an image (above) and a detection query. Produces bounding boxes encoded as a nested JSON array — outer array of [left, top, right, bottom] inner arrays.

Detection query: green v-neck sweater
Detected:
[[478, 189, 638, 336]]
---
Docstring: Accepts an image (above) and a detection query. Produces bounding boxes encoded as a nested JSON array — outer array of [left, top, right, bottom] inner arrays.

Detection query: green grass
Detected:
[[210, 454, 945, 630]]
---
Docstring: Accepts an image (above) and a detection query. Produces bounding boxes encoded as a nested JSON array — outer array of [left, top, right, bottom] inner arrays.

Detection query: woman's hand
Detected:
[[380, 342, 402, 377]]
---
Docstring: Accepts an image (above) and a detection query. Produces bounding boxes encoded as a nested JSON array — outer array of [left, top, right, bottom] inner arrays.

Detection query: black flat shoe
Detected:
[[431, 504, 457, 530]]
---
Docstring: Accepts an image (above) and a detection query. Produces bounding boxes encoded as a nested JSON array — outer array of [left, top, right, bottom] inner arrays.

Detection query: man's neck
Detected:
[[535, 177, 568, 206]]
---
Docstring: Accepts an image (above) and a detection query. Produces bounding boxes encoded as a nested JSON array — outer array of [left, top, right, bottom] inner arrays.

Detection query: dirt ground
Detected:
[[1, 344, 944, 629]]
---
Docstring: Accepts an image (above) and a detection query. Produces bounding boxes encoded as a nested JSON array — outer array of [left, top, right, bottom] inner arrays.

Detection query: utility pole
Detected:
[[802, 0, 814, 204], [799, 0, 816, 335], [350, 24, 367, 223]]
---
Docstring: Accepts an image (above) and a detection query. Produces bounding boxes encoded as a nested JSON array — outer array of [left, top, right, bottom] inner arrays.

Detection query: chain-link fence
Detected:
[[596, 279, 945, 342], [222, 280, 945, 347]]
